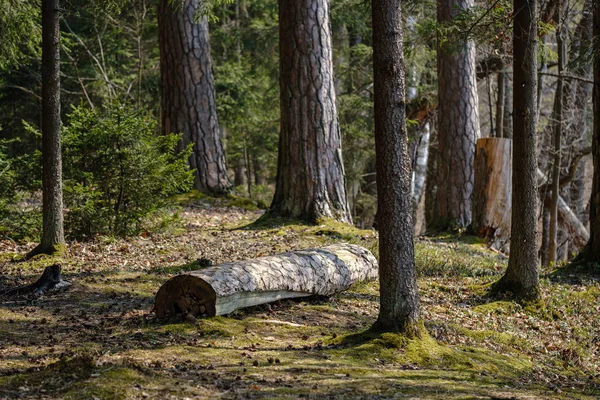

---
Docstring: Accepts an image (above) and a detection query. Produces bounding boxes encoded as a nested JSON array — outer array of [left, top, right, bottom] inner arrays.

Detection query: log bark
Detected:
[[154, 244, 378, 318], [472, 138, 512, 252]]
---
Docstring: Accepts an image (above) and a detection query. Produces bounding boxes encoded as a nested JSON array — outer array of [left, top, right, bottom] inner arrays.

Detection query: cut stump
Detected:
[[472, 138, 512, 252], [2, 264, 71, 297], [154, 243, 378, 318]]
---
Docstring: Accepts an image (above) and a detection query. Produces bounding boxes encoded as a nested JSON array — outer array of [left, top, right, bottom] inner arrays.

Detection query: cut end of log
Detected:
[[154, 276, 217, 318]]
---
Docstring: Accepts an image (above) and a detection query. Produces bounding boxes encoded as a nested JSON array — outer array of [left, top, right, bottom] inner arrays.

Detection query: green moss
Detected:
[[473, 301, 520, 315], [64, 367, 144, 400]]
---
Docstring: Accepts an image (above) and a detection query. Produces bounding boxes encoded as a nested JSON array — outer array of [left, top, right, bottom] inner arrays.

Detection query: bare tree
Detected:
[[371, 0, 421, 334], [270, 0, 351, 223], [491, 0, 541, 300]]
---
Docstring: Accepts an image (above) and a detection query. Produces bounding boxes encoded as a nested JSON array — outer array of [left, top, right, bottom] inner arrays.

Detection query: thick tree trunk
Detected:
[[158, 0, 231, 196], [472, 138, 512, 252], [580, 1, 600, 261], [492, 0, 540, 301], [371, 0, 421, 335], [29, 0, 65, 257], [154, 244, 378, 317], [270, 0, 351, 224], [431, 0, 481, 230]]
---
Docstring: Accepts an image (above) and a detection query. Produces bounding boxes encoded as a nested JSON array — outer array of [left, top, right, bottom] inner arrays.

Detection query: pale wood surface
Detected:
[[154, 243, 378, 318]]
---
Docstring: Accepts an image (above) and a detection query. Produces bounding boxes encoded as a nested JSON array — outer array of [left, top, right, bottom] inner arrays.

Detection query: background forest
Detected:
[[0, 0, 599, 398]]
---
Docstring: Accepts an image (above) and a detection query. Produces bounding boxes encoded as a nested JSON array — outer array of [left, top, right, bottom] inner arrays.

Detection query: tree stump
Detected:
[[472, 138, 512, 252], [154, 243, 378, 318], [2, 264, 71, 297]]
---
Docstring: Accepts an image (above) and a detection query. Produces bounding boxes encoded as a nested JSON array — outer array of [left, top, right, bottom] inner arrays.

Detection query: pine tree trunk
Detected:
[[30, 0, 65, 257], [583, 1, 600, 261], [432, 0, 481, 229], [158, 0, 231, 196], [270, 0, 351, 224], [371, 0, 421, 335], [492, 0, 540, 300], [496, 71, 505, 139], [502, 70, 513, 139]]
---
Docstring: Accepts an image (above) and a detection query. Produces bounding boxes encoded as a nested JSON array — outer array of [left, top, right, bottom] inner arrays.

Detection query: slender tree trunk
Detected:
[[492, 0, 541, 300], [581, 1, 600, 261], [496, 71, 505, 139], [371, 0, 421, 335], [29, 0, 65, 257], [431, 0, 481, 230], [503, 70, 513, 139], [158, 0, 231, 196], [271, 0, 351, 224], [548, 0, 567, 266]]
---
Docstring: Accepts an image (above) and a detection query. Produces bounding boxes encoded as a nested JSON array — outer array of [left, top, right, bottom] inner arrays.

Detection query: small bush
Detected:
[[62, 104, 193, 238]]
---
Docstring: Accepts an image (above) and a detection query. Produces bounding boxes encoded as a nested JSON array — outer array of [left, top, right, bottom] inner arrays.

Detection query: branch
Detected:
[[538, 71, 593, 84]]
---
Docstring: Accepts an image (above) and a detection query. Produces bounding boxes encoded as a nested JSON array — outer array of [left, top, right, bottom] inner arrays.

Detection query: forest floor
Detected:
[[0, 195, 599, 399]]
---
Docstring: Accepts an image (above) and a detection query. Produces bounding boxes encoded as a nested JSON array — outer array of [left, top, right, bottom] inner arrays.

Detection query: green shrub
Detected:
[[62, 104, 193, 238]]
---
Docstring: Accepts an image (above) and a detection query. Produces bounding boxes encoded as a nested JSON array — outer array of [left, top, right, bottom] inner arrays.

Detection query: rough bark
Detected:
[[472, 138, 512, 252], [270, 0, 351, 224], [154, 244, 378, 317], [503, 69, 513, 139], [492, 0, 540, 301], [29, 0, 65, 257], [371, 0, 421, 335], [580, 0, 600, 261], [548, 0, 568, 266], [432, 0, 481, 230], [158, 0, 231, 195]]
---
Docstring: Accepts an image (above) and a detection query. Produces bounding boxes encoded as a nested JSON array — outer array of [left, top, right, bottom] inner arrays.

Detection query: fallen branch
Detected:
[[154, 243, 378, 318]]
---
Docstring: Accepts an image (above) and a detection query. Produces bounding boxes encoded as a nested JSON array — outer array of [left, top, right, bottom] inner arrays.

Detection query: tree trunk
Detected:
[[270, 0, 351, 224], [548, 0, 567, 267], [431, 0, 481, 230], [492, 0, 541, 301], [158, 0, 231, 196], [472, 138, 512, 252], [371, 0, 421, 335], [502, 69, 513, 139], [154, 244, 378, 317], [29, 0, 65, 258], [496, 71, 505, 138], [411, 122, 430, 227], [580, 0, 600, 261]]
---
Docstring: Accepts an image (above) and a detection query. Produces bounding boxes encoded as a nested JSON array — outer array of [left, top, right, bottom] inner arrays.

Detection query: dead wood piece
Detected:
[[472, 138, 512, 252], [154, 243, 378, 318], [2, 265, 71, 297]]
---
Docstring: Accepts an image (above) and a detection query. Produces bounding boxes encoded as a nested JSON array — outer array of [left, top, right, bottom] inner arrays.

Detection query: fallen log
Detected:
[[537, 169, 590, 249], [154, 243, 378, 318], [2, 264, 71, 297]]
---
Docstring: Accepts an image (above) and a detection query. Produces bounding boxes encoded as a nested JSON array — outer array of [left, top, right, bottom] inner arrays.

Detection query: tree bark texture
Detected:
[[371, 0, 421, 335], [472, 138, 512, 252], [492, 0, 540, 300], [432, 0, 481, 229], [495, 72, 505, 138], [270, 0, 351, 224], [154, 244, 378, 317], [33, 0, 65, 256], [583, 0, 600, 261], [158, 0, 231, 195], [548, 0, 567, 266]]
